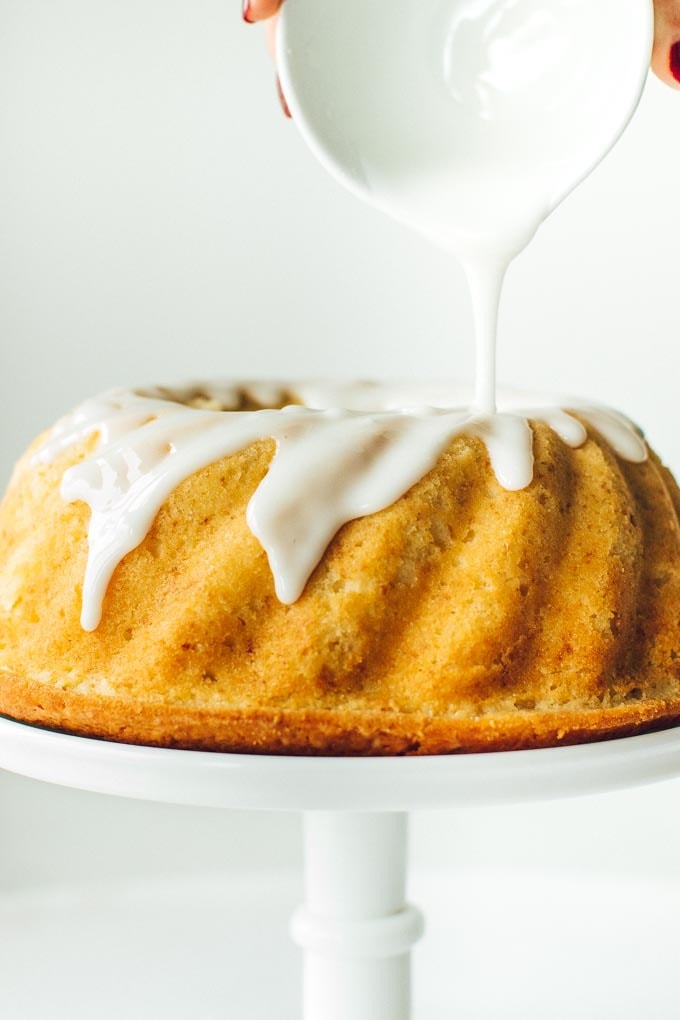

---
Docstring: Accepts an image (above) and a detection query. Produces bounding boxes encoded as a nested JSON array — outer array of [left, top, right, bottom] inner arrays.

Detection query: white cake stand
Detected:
[[2, 715, 680, 1020]]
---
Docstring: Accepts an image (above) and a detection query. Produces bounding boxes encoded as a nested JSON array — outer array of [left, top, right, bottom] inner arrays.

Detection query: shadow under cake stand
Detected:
[[1, 716, 680, 1020]]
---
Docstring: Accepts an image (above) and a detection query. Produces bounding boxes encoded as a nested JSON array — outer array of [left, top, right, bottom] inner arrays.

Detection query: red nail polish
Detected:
[[670, 41, 680, 83], [242, 0, 254, 23]]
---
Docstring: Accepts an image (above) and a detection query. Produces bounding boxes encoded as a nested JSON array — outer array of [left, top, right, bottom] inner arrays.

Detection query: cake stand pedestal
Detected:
[[1, 717, 680, 1020]]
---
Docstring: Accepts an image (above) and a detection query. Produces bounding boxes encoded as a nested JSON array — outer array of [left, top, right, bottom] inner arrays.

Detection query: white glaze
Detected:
[[36, 384, 646, 631], [33, 7, 655, 631]]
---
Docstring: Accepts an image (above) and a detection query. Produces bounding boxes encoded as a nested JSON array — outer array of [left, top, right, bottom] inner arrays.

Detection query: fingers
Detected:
[[652, 0, 680, 87], [242, 4, 290, 118], [243, 0, 283, 23], [652, 39, 680, 88], [276, 73, 292, 118]]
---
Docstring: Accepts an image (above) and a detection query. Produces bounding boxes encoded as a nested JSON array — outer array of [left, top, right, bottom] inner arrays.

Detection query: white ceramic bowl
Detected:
[[277, 0, 653, 250]]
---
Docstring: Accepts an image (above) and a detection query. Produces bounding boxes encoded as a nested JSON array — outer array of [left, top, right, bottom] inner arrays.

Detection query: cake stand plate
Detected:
[[2, 715, 680, 1020], [2, 715, 680, 811]]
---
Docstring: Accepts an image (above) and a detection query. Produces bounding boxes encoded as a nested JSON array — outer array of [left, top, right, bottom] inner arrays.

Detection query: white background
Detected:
[[1, 0, 679, 898]]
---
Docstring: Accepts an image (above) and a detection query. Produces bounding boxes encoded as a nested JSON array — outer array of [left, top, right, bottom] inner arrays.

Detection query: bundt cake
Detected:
[[0, 381, 678, 755]]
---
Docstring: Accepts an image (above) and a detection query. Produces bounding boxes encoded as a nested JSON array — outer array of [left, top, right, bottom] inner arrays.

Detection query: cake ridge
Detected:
[[34, 382, 647, 632], [0, 389, 678, 755]]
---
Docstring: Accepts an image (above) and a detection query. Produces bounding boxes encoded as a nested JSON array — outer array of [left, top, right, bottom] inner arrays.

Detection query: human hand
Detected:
[[242, 0, 680, 114], [652, 0, 680, 86], [242, 0, 290, 116]]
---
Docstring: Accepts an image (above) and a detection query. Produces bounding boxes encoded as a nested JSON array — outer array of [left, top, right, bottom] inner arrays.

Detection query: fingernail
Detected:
[[671, 41, 680, 83], [277, 76, 292, 119], [242, 0, 254, 23]]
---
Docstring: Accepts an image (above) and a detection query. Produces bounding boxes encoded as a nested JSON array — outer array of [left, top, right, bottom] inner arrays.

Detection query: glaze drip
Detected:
[[36, 383, 647, 631]]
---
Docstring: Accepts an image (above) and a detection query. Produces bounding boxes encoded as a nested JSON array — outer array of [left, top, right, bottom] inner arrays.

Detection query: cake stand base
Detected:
[[1, 716, 680, 1019], [293, 811, 423, 1020]]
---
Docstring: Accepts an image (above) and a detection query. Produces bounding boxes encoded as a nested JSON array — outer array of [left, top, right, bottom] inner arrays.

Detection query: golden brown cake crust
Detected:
[[0, 414, 679, 755], [3, 668, 680, 754]]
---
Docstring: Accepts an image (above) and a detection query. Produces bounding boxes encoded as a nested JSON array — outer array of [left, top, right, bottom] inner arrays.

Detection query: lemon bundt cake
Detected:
[[0, 381, 678, 755]]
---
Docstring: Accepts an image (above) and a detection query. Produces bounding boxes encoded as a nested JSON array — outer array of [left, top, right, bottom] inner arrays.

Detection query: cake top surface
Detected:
[[33, 381, 647, 632]]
